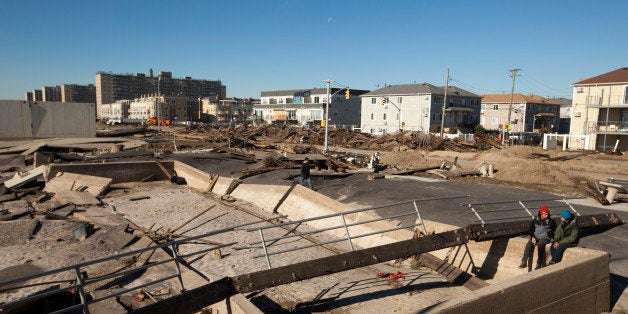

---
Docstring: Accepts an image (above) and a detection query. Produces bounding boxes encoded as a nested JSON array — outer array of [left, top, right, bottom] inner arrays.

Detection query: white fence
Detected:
[[543, 133, 590, 151]]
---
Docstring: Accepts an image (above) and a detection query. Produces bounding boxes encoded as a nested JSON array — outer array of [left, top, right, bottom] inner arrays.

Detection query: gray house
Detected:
[[360, 83, 481, 134]]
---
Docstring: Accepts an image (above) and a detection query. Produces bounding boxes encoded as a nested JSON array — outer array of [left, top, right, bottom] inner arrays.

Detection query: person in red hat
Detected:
[[519, 205, 556, 270]]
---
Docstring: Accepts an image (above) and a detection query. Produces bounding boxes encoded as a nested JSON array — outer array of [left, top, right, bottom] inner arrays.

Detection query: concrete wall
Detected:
[[173, 161, 214, 192], [0, 101, 32, 139], [0, 100, 96, 139], [46, 161, 173, 184], [432, 250, 609, 313]]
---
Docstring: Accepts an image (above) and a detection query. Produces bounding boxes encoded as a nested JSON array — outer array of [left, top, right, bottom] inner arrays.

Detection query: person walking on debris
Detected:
[[549, 210, 580, 265], [519, 205, 556, 270], [300, 157, 313, 189]]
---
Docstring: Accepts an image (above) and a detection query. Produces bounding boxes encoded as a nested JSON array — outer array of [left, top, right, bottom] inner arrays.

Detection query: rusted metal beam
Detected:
[[231, 227, 472, 293]]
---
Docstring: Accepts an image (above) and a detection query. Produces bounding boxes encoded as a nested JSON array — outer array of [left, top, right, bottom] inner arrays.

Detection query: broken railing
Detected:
[[248, 195, 468, 269], [464, 197, 584, 225], [0, 231, 237, 314]]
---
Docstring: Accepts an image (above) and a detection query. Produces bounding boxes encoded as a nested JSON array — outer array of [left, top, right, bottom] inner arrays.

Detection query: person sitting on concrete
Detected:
[[300, 157, 313, 189], [519, 205, 556, 270], [549, 210, 580, 265]]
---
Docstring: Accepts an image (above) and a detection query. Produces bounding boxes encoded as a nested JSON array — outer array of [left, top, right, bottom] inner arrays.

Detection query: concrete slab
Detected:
[[47, 161, 173, 184], [72, 207, 129, 226], [230, 183, 291, 212], [0, 220, 38, 247], [54, 190, 101, 206], [45, 172, 113, 197], [212, 176, 236, 195]]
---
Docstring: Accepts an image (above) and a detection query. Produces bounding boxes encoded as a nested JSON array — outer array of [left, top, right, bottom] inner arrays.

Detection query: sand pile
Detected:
[[380, 150, 440, 170]]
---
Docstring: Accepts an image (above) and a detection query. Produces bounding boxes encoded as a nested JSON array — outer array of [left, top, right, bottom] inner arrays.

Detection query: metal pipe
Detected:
[[170, 243, 186, 292], [340, 214, 355, 251]]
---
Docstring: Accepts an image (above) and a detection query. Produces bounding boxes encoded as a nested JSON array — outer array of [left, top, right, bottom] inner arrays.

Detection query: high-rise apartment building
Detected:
[[32, 89, 43, 101], [95, 71, 225, 105], [42, 86, 62, 101], [61, 84, 96, 103]]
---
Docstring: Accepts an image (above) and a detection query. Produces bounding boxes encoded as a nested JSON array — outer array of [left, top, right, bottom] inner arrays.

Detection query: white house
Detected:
[[254, 88, 369, 127], [360, 83, 481, 134]]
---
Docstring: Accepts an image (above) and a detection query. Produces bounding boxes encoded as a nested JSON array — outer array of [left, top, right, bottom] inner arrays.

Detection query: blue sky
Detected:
[[1, 0, 626, 100]]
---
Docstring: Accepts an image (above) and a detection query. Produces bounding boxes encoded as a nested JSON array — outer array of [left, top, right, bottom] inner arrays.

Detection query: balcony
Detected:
[[586, 121, 628, 134], [585, 95, 628, 108]]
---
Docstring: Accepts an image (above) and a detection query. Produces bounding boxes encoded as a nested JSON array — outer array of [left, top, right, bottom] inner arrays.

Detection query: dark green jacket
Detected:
[[554, 216, 580, 245]]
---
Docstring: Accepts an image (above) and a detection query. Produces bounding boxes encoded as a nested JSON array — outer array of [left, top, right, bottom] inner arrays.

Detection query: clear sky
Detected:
[[1, 0, 626, 100]]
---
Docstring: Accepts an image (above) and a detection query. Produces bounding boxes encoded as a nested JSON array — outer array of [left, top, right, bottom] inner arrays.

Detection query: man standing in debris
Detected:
[[300, 157, 313, 189], [519, 205, 556, 270], [549, 210, 579, 265]]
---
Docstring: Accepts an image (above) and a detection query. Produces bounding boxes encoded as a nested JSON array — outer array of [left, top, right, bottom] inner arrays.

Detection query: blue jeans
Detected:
[[550, 242, 577, 263], [299, 177, 313, 189]]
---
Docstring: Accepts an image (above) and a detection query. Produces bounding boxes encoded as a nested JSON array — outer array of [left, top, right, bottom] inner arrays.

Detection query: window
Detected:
[[492, 104, 499, 111], [370, 129, 375, 134], [370, 113, 374, 120], [624, 86, 628, 104], [480, 116, 485, 124], [383, 113, 387, 120], [481, 104, 486, 111], [491, 117, 499, 125], [434, 96, 443, 104], [397, 96, 403, 103], [371, 98, 376, 104]]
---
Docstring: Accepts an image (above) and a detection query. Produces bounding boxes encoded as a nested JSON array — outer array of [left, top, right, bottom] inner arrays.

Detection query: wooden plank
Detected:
[[416, 253, 489, 291]]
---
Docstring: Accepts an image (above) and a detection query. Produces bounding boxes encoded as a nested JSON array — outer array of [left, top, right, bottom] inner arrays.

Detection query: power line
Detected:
[[520, 70, 571, 96], [519, 75, 571, 98], [449, 77, 502, 93]]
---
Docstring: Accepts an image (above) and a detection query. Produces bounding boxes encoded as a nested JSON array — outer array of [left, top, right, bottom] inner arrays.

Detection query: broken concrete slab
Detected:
[[0, 264, 45, 291], [95, 224, 136, 250], [53, 190, 101, 206], [0, 155, 25, 172], [72, 207, 129, 226], [0, 220, 38, 247], [4, 165, 46, 189], [44, 172, 113, 197]]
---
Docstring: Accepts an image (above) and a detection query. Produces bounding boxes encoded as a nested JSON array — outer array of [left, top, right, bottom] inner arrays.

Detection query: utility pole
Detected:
[[321, 79, 333, 154], [157, 75, 161, 134], [504, 68, 520, 145], [440, 68, 449, 137]]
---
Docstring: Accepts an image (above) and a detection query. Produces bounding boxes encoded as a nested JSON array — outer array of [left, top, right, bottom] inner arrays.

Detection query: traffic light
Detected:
[[381, 97, 385, 105], [345, 88, 350, 100]]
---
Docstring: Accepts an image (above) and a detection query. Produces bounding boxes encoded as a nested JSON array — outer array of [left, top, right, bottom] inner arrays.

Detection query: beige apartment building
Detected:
[[480, 94, 561, 134], [128, 95, 189, 123], [96, 70, 225, 106], [97, 100, 130, 124], [201, 97, 256, 124], [569, 67, 628, 151]]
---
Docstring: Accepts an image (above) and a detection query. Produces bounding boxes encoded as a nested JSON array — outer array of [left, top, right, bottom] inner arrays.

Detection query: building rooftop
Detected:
[[481, 94, 561, 105], [573, 67, 628, 85], [362, 83, 479, 98]]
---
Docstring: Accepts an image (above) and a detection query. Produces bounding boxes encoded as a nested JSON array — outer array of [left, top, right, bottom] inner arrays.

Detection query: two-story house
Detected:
[[569, 67, 628, 151], [254, 88, 369, 127], [360, 83, 481, 134], [480, 94, 561, 134]]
